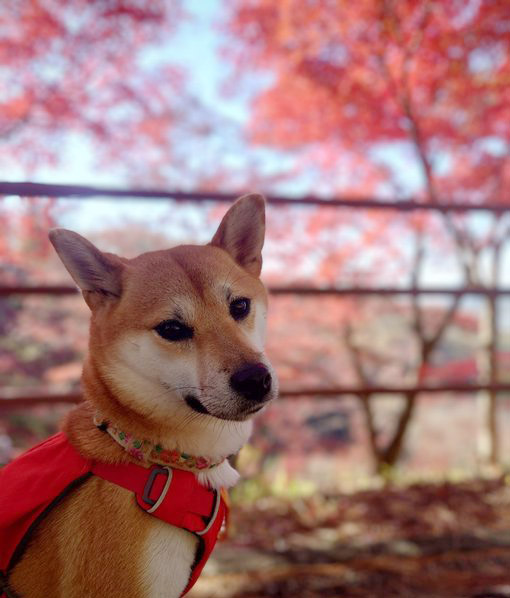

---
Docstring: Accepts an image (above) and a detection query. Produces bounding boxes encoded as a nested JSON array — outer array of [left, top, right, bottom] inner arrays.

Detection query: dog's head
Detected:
[[50, 194, 278, 430]]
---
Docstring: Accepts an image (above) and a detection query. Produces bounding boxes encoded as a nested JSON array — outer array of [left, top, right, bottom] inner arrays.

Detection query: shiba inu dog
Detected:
[[1, 194, 277, 598]]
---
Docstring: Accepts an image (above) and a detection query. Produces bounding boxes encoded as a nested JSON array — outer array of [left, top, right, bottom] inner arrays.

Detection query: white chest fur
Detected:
[[140, 521, 198, 598]]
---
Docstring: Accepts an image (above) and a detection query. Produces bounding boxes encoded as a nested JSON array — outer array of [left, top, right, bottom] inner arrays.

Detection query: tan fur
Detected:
[[11, 479, 151, 598], [7, 194, 277, 598]]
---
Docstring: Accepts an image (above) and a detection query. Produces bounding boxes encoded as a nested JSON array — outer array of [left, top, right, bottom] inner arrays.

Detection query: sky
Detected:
[[3, 0, 424, 229], [2, 1, 301, 236], [3, 0, 425, 211], [4, 1, 237, 229]]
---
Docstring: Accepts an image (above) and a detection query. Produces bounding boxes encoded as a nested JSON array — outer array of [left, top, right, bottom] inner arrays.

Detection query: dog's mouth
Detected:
[[184, 394, 210, 415], [184, 393, 271, 421]]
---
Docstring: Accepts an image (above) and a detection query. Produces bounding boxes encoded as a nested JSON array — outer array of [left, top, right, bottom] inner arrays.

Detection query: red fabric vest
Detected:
[[0, 433, 227, 597]]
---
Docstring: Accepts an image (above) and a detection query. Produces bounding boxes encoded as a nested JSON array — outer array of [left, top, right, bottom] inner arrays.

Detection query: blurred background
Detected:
[[2, 1, 510, 596]]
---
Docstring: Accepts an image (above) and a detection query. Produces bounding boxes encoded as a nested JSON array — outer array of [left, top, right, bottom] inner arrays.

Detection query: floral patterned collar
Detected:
[[93, 415, 227, 472]]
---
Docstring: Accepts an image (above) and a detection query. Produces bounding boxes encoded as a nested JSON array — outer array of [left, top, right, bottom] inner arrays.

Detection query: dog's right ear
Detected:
[[49, 229, 123, 307], [210, 193, 266, 276]]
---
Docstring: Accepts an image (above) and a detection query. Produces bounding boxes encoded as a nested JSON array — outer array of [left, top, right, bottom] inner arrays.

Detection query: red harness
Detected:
[[0, 432, 227, 597]]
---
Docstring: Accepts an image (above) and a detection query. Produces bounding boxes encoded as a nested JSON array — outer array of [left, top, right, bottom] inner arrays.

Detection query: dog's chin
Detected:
[[220, 402, 267, 422], [184, 394, 270, 422]]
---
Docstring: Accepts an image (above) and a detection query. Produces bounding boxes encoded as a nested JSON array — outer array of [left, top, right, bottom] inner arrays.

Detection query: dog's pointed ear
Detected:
[[49, 229, 123, 306], [210, 193, 266, 276]]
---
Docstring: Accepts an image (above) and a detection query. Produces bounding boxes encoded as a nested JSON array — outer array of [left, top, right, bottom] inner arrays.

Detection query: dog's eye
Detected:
[[154, 320, 193, 342], [230, 297, 251, 321]]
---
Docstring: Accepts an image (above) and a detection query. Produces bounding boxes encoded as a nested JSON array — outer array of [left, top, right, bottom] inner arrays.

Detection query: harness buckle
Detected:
[[141, 466, 173, 514], [196, 489, 221, 536]]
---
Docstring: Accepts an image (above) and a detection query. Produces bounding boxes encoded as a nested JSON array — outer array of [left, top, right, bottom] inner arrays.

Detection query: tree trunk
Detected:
[[477, 293, 499, 465], [377, 391, 418, 473]]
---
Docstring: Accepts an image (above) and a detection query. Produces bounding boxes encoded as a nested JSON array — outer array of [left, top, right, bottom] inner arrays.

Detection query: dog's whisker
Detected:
[[160, 384, 213, 394], [221, 262, 238, 297]]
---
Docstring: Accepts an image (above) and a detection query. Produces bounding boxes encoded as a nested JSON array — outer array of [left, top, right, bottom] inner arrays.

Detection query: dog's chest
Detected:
[[141, 519, 198, 598]]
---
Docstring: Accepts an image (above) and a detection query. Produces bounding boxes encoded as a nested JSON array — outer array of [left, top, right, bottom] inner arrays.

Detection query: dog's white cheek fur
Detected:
[[141, 523, 197, 598], [244, 304, 278, 399], [106, 334, 197, 420], [249, 303, 267, 352]]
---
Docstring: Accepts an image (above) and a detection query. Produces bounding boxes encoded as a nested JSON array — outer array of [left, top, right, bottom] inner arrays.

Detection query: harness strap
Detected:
[[0, 433, 227, 598], [92, 461, 219, 534], [91, 461, 227, 595]]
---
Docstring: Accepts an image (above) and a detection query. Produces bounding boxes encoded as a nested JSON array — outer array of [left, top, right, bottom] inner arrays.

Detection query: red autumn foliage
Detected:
[[0, 0, 184, 172], [224, 0, 510, 203], [222, 0, 510, 469]]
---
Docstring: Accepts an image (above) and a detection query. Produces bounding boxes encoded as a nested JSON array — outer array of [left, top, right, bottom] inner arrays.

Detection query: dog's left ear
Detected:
[[49, 228, 124, 310], [210, 193, 266, 276]]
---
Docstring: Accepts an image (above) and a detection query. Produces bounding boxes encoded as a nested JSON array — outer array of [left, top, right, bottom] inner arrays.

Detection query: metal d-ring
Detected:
[[196, 489, 221, 536], [145, 467, 173, 514]]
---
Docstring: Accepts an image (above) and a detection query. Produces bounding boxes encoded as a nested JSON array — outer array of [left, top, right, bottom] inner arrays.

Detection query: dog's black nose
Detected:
[[230, 363, 272, 402]]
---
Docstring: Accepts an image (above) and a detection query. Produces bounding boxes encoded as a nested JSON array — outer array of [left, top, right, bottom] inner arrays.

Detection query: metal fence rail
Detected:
[[1, 180, 510, 212], [2, 383, 510, 410], [2, 285, 510, 297]]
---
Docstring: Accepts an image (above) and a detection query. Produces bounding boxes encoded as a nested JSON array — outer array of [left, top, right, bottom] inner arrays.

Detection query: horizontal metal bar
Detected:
[[2, 285, 510, 297], [269, 287, 510, 297], [2, 383, 510, 409], [1, 181, 510, 212], [0, 286, 79, 296], [280, 383, 510, 396], [0, 393, 81, 408]]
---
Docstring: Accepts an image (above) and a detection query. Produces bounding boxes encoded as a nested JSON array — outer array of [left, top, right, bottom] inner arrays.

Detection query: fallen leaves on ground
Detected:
[[190, 476, 510, 598]]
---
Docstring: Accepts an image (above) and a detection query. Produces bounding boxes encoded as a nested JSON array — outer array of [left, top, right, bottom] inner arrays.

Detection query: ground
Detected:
[[190, 477, 510, 598]]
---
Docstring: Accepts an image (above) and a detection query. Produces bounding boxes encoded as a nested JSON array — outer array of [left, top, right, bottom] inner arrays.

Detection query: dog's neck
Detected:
[[93, 413, 229, 472], [64, 402, 244, 489], [63, 359, 252, 489]]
